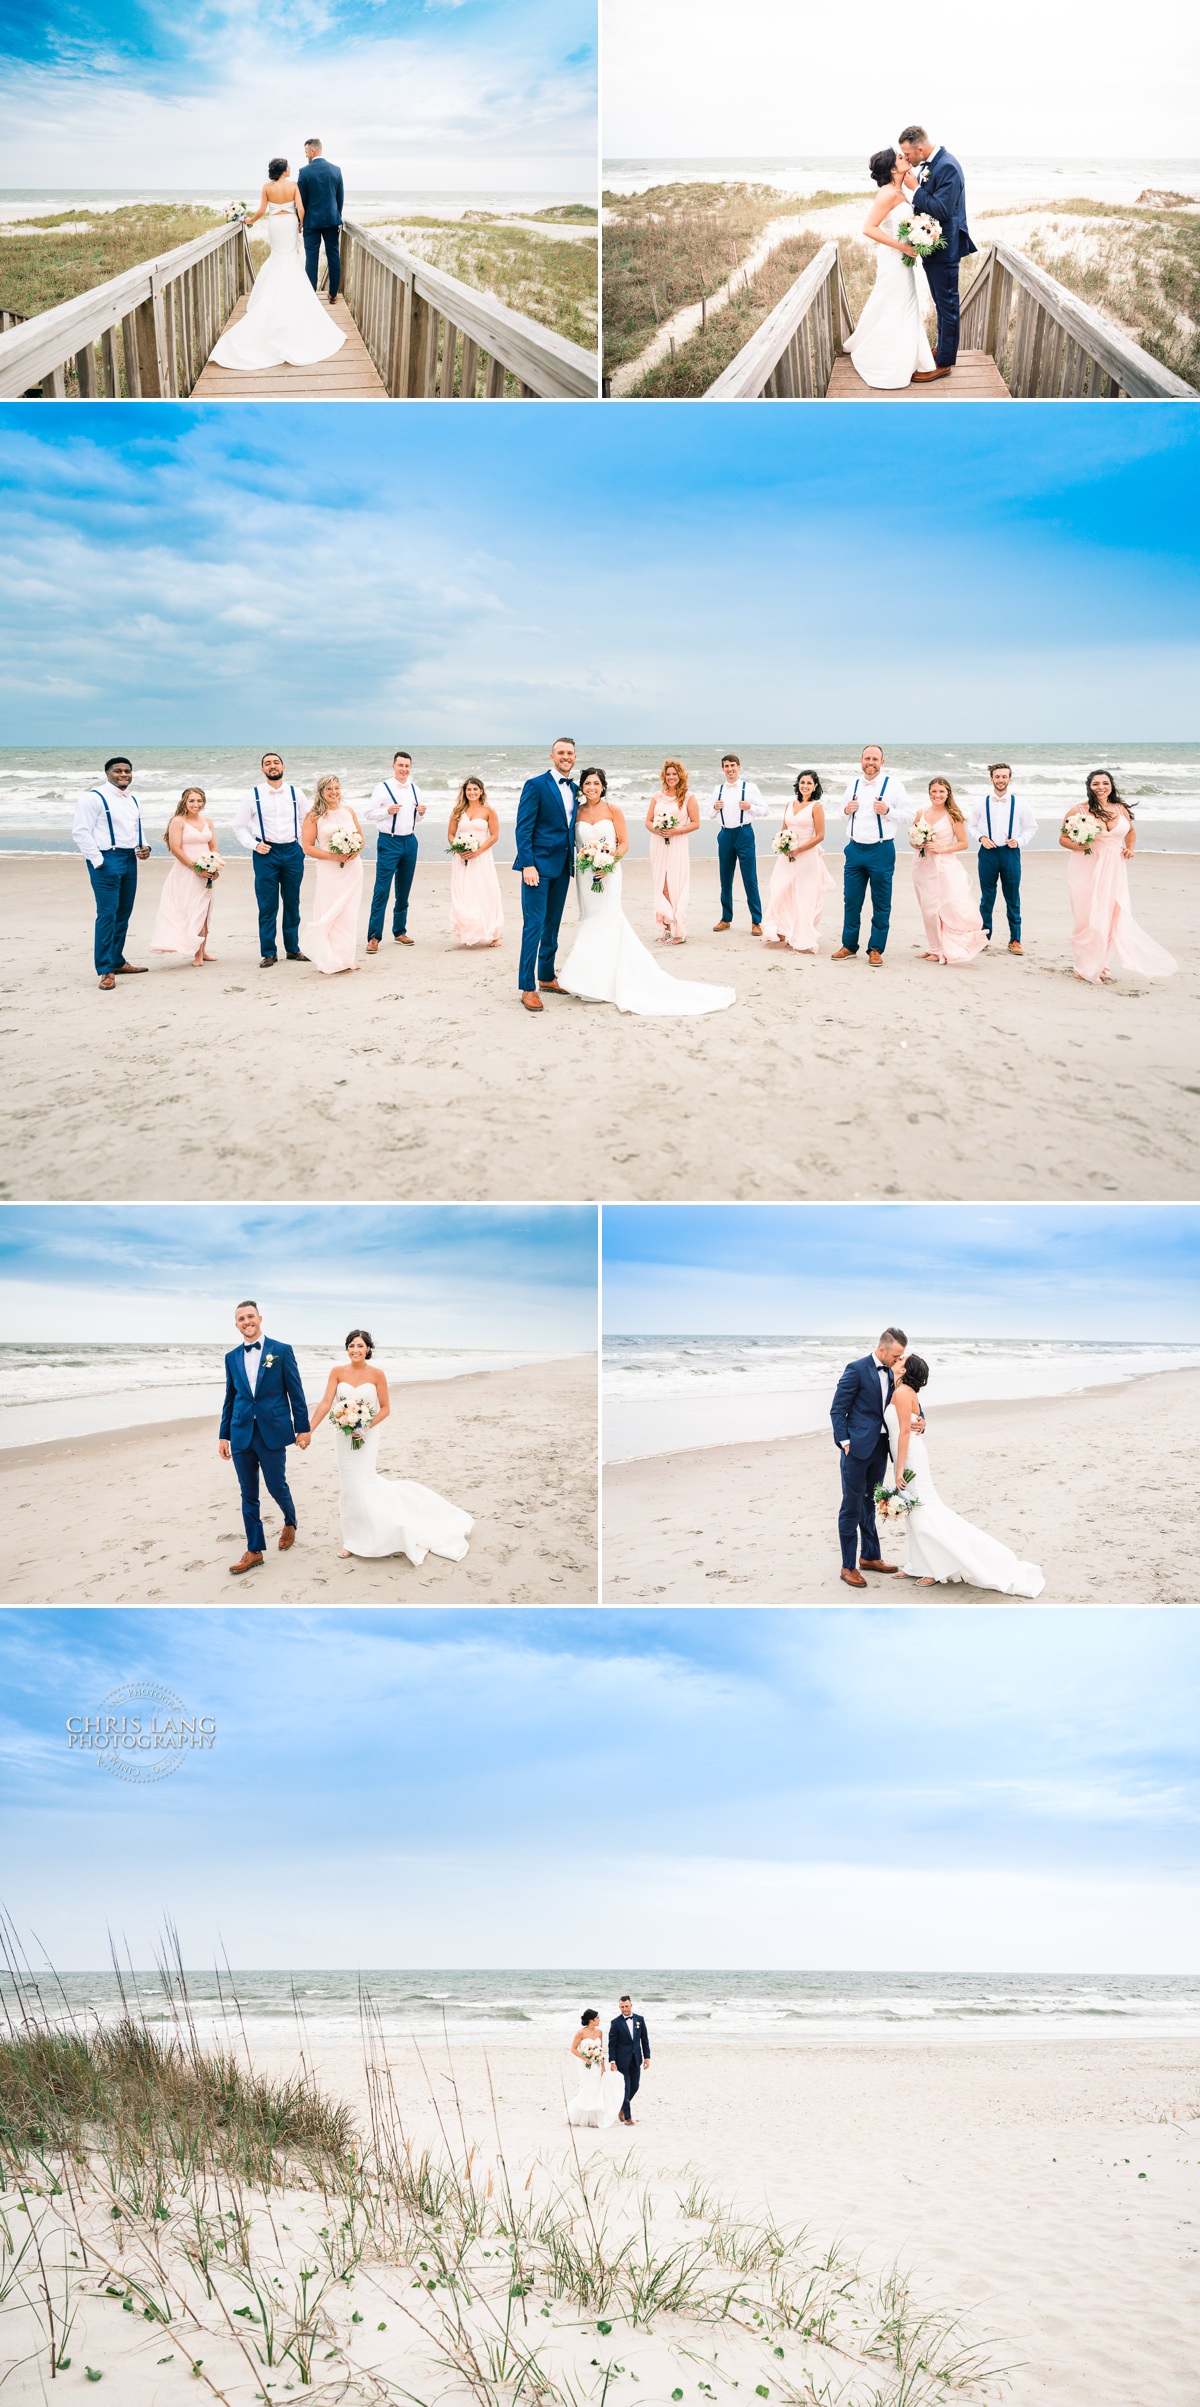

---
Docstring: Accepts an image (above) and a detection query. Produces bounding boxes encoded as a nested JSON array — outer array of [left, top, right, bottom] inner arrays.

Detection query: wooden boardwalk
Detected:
[[826, 349, 1010, 400], [191, 295, 386, 399]]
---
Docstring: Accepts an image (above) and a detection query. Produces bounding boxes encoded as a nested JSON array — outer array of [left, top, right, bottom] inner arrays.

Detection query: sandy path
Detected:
[[0, 1355, 597, 1603], [603, 1367, 1197, 1603], [1, 854, 1195, 1203], [609, 212, 814, 394]]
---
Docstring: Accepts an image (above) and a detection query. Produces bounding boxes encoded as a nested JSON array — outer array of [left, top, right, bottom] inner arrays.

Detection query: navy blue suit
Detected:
[[221, 1338, 310, 1555], [297, 156, 344, 298], [513, 770, 578, 992], [911, 147, 975, 366], [830, 1353, 893, 1571], [607, 2011, 650, 2123]]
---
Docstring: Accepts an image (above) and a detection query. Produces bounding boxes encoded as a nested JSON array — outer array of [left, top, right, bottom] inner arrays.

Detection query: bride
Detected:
[[888, 1356, 1045, 1597], [309, 1330, 473, 1565], [558, 769, 736, 1016], [210, 155, 346, 372], [843, 147, 936, 389], [565, 2009, 622, 2128]]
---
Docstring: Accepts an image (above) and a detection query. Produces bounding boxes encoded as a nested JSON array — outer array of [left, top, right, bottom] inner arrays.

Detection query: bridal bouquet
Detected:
[[874, 1470, 918, 1520], [897, 211, 944, 267], [908, 816, 935, 856], [772, 825, 801, 856], [327, 826, 363, 859], [223, 200, 250, 223], [331, 1393, 376, 1449], [1062, 809, 1099, 851], [651, 802, 684, 834], [578, 2036, 604, 2070], [577, 838, 618, 893], [448, 823, 485, 857], [191, 850, 221, 884]]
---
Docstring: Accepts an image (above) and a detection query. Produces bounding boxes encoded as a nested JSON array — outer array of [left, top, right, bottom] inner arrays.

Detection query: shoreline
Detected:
[[603, 1366, 1197, 1603]]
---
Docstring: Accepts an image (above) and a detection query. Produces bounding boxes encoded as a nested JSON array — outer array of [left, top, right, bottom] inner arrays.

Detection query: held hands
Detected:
[[295, 1432, 312, 1450]]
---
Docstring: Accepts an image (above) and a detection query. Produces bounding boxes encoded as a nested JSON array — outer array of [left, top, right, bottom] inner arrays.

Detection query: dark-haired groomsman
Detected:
[[234, 753, 310, 968], [365, 752, 426, 950], [710, 753, 766, 932], [72, 755, 151, 990], [968, 764, 1037, 955]]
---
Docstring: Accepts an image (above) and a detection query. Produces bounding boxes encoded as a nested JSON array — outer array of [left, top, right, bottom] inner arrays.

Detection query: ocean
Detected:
[[0, 1341, 570, 1449], [602, 1336, 1200, 1461], [6, 744, 1199, 859], [0, 188, 595, 227], [6, 1967, 1199, 2046], [603, 154, 1200, 210]]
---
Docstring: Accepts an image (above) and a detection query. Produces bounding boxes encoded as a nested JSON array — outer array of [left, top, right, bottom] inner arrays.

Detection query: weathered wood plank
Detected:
[[339, 219, 597, 398], [826, 350, 1010, 400], [0, 219, 246, 396], [190, 294, 387, 398]]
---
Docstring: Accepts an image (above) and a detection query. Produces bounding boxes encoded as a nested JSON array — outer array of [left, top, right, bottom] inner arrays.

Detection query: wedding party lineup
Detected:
[[1, 3, 1198, 2404]]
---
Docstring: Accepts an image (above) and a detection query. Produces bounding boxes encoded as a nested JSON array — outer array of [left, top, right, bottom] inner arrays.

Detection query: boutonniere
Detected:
[[264, 1353, 276, 1368]]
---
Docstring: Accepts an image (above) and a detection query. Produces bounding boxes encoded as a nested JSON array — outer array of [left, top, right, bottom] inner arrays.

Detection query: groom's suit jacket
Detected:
[[513, 772, 579, 876], [831, 1355, 893, 1460], [297, 157, 344, 230], [607, 2012, 650, 2069], [220, 1339, 310, 1454], [913, 149, 976, 264]]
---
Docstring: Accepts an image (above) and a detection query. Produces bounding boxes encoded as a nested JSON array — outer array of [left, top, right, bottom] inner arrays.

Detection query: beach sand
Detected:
[[1, 853, 1195, 1203], [603, 1366, 1196, 1603], [0, 1354, 597, 1602]]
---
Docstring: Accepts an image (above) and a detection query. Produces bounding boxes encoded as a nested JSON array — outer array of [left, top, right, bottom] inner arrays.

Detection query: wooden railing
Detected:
[[0, 221, 255, 398], [960, 240, 1195, 398], [1, 307, 27, 334], [703, 243, 855, 398], [340, 220, 598, 398]]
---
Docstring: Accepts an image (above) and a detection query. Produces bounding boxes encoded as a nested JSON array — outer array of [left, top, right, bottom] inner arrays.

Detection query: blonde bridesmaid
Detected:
[[151, 786, 222, 965], [644, 757, 698, 943], [1061, 770, 1177, 986], [448, 776, 504, 947], [761, 771, 835, 951], [299, 773, 364, 975], [911, 777, 988, 965]]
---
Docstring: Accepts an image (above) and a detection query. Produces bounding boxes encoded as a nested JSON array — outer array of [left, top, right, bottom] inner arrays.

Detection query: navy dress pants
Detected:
[[518, 863, 571, 992], [924, 253, 961, 366], [302, 224, 341, 298], [717, 824, 762, 923], [232, 1439, 297, 1555], [368, 833, 419, 941], [839, 1435, 889, 1570], [252, 841, 305, 959], [977, 845, 1022, 941], [88, 849, 139, 976], [841, 838, 895, 955]]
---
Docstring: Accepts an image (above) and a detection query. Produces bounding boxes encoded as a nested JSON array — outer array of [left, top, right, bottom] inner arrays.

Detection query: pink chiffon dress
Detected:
[[761, 800, 835, 950], [300, 807, 363, 974], [1067, 808, 1177, 984], [648, 791, 694, 939], [151, 816, 221, 956], [911, 817, 988, 964], [449, 815, 504, 945]]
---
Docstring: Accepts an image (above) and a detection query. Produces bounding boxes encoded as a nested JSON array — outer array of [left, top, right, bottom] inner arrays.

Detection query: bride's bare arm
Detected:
[[861, 188, 909, 253], [370, 1369, 390, 1430], [891, 1386, 915, 1480], [610, 806, 630, 861]]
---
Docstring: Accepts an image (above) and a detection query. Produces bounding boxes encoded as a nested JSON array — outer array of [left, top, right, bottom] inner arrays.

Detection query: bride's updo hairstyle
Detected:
[[580, 2008, 599, 2026], [268, 157, 289, 182], [899, 1354, 929, 1393], [794, 770, 824, 801], [579, 767, 608, 796], [868, 147, 899, 187], [345, 1328, 374, 1357]]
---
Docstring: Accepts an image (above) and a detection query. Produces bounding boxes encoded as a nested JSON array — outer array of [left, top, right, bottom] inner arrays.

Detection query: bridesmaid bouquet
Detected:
[[191, 850, 221, 884], [897, 211, 944, 267], [772, 826, 801, 856], [1062, 810, 1099, 851], [327, 827, 363, 858], [331, 1394, 376, 1449], [448, 824, 485, 857], [908, 816, 935, 855], [651, 802, 684, 834], [577, 838, 618, 892], [874, 1471, 918, 1520]]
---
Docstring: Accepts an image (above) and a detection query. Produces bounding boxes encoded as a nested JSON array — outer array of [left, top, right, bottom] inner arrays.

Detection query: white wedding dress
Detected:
[[559, 820, 736, 1016], [565, 2050, 623, 2128], [885, 1404, 1045, 1597], [843, 205, 936, 389], [210, 202, 346, 370], [330, 1381, 473, 1564]]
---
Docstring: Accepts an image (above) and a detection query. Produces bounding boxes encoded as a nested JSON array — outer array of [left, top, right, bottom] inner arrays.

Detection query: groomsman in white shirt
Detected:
[[233, 752, 310, 967], [832, 744, 911, 965], [364, 750, 426, 950], [710, 753, 767, 932], [71, 755, 152, 990], [967, 763, 1036, 955]]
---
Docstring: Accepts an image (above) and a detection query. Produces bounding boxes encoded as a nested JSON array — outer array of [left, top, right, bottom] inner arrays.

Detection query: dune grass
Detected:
[[981, 201, 1200, 390], [373, 219, 598, 347], [628, 233, 875, 397], [602, 183, 861, 374], [0, 204, 226, 321]]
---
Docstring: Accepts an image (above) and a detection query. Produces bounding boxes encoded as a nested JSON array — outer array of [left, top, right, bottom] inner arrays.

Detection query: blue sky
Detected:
[[0, 1205, 598, 1347], [1, 1, 595, 193], [1, 1608, 1196, 1969], [602, 1205, 1200, 1342], [1, 407, 1197, 745]]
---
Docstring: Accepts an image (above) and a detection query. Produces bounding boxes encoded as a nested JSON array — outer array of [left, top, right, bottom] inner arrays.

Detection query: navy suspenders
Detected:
[[254, 784, 299, 843], [91, 788, 142, 849], [720, 780, 747, 825], [383, 779, 419, 837], [984, 794, 1017, 842], [850, 775, 888, 840]]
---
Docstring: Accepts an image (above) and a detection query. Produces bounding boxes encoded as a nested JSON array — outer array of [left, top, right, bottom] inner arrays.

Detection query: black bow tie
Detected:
[[244, 1341, 261, 1352]]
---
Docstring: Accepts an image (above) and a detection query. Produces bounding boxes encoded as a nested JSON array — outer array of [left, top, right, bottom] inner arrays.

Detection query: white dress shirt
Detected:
[[72, 779, 145, 868], [550, 772, 576, 824], [967, 790, 1038, 848], [366, 777, 423, 837], [234, 782, 309, 851], [242, 1339, 262, 1394], [842, 771, 910, 844], [710, 779, 766, 829]]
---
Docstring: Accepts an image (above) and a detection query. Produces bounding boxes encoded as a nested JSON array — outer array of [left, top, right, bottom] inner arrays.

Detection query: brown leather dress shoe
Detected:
[[520, 991, 544, 1012], [1008, 940, 1024, 954], [229, 1551, 264, 1575], [831, 946, 856, 959], [840, 1567, 867, 1588], [860, 1559, 900, 1574], [366, 937, 380, 952], [911, 366, 952, 381], [539, 978, 565, 993], [279, 1525, 296, 1551], [868, 949, 884, 965], [395, 933, 414, 945], [713, 919, 731, 930], [260, 955, 277, 967], [114, 962, 148, 974], [98, 974, 117, 990]]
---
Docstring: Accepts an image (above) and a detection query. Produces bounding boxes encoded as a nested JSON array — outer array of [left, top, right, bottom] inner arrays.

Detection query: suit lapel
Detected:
[[230, 1345, 250, 1400]]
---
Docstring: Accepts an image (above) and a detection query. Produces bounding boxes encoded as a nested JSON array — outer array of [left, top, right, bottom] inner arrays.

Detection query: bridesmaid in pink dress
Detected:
[[910, 778, 988, 965], [448, 776, 504, 946], [644, 757, 698, 943], [151, 787, 222, 965], [300, 774, 364, 975], [761, 770, 835, 951], [1061, 770, 1177, 986]]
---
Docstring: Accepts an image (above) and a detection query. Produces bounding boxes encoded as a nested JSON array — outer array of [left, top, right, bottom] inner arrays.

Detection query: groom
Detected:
[[219, 1301, 311, 1576], [607, 1993, 650, 2126], [897, 125, 976, 381], [514, 738, 579, 1014], [297, 137, 344, 301], [830, 1327, 917, 1588]]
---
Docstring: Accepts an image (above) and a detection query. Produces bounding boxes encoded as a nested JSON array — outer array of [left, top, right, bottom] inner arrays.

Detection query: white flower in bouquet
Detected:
[[448, 823, 485, 856], [578, 2037, 603, 2069], [327, 826, 363, 858], [651, 802, 683, 834], [898, 211, 944, 266], [874, 1473, 918, 1520], [191, 850, 221, 880], [909, 816, 935, 855], [224, 201, 250, 223], [332, 1393, 377, 1449], [772, 826, 800, 856], [577, 840, 617, 893], [1062, 810, 1098, 851]]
